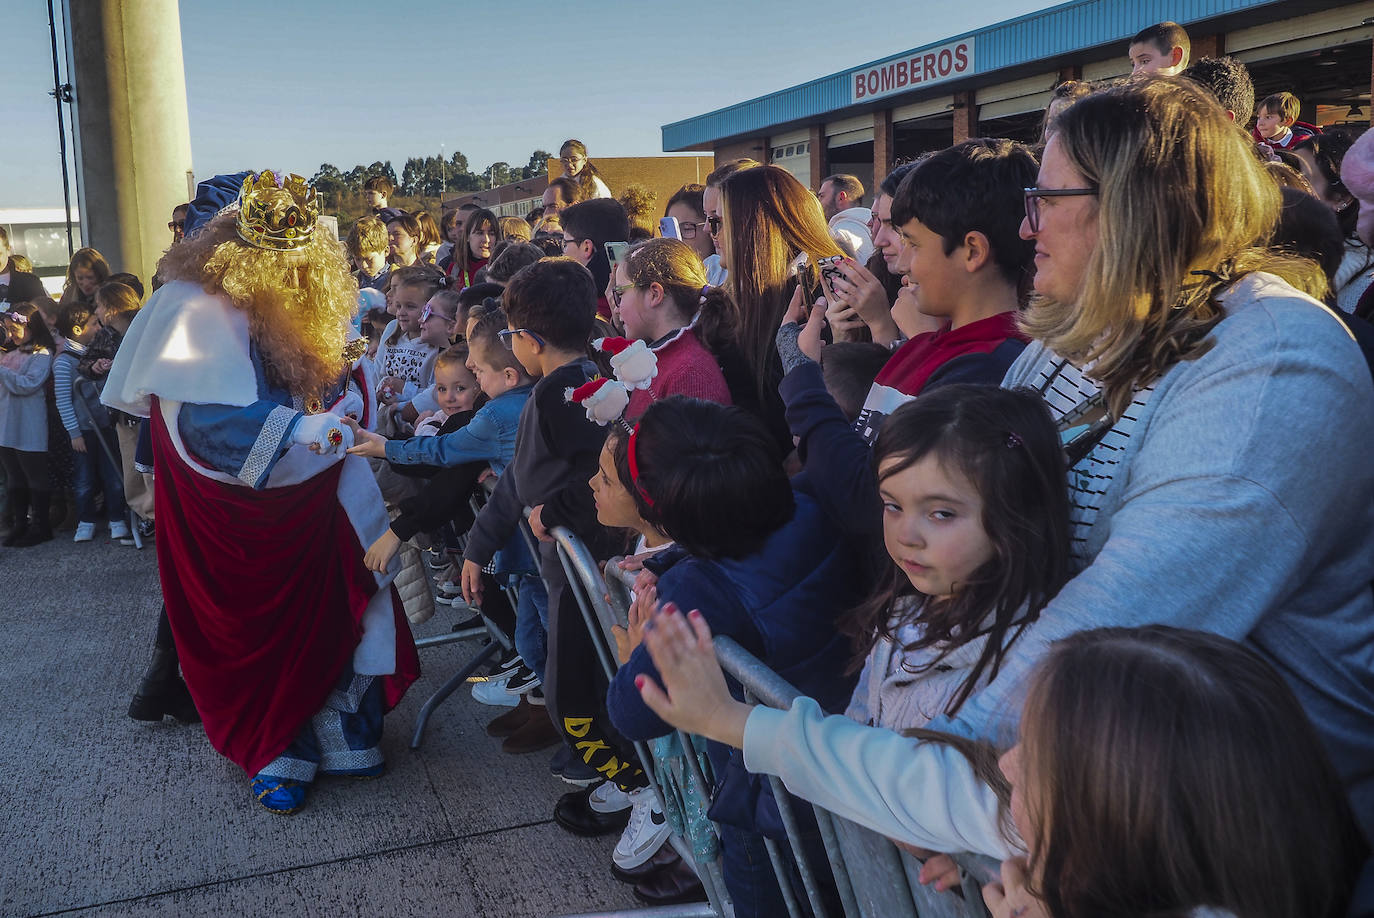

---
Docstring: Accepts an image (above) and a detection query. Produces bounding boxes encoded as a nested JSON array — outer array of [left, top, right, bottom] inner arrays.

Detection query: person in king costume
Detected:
[[103, 171, 419, 814]]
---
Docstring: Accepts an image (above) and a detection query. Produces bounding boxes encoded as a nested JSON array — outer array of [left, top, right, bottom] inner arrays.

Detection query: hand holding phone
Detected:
[[659, 216, 681, 240], [605, 241, 630, 276], [816, 255, 845, 299]]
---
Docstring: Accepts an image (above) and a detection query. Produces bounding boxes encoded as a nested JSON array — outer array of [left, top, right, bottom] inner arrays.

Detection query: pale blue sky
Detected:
[[5, 0, 1056, 209]]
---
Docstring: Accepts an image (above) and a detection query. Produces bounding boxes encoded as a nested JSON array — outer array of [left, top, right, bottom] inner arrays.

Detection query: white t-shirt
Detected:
[[373, 319, 439, 402]]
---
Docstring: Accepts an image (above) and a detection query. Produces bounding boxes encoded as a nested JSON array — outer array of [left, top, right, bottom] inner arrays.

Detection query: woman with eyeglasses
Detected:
[[559, 139, 612, 201], [967, 76, 1374, 842], [662, 183, 714, 264]]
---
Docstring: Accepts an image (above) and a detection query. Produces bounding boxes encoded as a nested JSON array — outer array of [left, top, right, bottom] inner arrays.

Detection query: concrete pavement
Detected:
[[0, 534, 640, 917]]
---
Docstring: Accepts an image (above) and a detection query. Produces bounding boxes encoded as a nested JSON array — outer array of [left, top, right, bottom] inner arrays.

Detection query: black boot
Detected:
[[128, 645, 201, 723], [12, 489, 53, 546], [2, 488, 30, 547]]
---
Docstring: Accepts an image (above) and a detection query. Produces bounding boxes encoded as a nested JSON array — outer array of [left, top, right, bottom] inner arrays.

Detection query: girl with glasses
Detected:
[[662, 183, 715, 264], [559, 138, 612, 200]]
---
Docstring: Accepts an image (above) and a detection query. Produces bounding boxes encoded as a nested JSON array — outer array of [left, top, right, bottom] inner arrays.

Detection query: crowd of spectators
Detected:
[[3, 36, 1374, 917]]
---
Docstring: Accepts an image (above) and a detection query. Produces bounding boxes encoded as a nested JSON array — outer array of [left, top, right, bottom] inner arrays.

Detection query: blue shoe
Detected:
[[251, 774, 306, 814]]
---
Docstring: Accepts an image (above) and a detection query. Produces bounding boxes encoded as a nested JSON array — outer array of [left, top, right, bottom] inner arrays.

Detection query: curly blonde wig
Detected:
[[157, 203, 357, 398]]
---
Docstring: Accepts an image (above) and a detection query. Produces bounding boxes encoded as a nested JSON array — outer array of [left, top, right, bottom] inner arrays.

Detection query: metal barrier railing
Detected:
[[549, 531, 733, 918], [592, 553, 1001, 918], [406, 487, 1002, 918]]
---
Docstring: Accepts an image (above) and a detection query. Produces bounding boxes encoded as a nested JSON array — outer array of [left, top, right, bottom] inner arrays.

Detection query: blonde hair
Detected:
[[94, 281, 141, 321], [346, 216, 388, 259], [1021, 78, 1325, 418], [499, 216, 531, 243], [623, 237, 738, 356], [156, 204, 358, 397], [1259, 91, 1301, 123]]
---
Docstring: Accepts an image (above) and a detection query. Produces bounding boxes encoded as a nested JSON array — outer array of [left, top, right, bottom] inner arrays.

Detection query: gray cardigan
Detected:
[[0, 349, 53, 452], [931, 273, 1374, 840]]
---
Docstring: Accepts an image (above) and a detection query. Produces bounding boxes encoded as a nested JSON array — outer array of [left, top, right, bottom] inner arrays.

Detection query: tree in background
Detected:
[[523, 149, 553, 180], [309, 149, 556, 230]]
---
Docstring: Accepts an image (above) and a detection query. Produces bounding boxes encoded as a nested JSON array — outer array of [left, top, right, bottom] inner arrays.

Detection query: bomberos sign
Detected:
[[849, 39, 974, 104]]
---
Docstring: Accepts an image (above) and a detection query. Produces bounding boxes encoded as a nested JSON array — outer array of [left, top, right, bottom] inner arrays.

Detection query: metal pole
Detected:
[[47, 0, 76, 257]]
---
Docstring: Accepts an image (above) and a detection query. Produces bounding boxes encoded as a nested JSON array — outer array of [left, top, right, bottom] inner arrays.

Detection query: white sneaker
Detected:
[[613, 788, 672, 870], [471, 676, 520, 707], [109, 520, 132, 542], [588, 780, 633, 814], [73, 522, 96, 543]]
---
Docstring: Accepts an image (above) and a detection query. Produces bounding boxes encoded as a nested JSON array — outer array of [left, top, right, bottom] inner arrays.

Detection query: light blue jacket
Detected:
[[385, 384, 532, 474], [935, 273, 1374, 842]]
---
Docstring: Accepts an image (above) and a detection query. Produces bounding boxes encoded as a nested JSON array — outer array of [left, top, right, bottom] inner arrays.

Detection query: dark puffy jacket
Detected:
[[607, 485, 863, 833]]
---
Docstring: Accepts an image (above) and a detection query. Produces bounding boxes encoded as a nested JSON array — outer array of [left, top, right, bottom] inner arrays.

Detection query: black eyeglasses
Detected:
[[610, 283, 639, 307], [497, 328, 546, 350], [706, 216, 723, 235], [678, 221, 709, 240], [1023, 186, 1097, 234]]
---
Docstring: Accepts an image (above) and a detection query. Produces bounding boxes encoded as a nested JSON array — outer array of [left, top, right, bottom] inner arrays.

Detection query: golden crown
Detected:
[[235, 171, 320, 251]]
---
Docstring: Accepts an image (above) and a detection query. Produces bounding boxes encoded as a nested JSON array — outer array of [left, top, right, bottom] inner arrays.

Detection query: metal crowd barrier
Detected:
[[403, 488, 1002, 917], [556, 546, 1001, 918], [548, 528, 730, 918]]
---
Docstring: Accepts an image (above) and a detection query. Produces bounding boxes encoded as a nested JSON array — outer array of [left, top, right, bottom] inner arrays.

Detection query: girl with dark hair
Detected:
[[635, 616, 1368, 918], [843, 384, 1071, 729], [0, 300, 57, 546], [605, 395, 863, 918], [663, 183, 714, 263], [1294, 130, 1374, 311], [559, 139, 612, 200], [441, 207, 499, 289], [614, 238, 734, 419]]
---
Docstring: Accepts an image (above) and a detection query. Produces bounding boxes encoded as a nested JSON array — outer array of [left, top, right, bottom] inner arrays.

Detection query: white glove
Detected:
[[332, 389, 365, 424], [292, 412, 354, 455]]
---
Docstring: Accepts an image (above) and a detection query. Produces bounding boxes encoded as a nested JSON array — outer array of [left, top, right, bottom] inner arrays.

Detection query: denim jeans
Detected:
[[513, 573, 549, 682], [72, 427, 126, 524]]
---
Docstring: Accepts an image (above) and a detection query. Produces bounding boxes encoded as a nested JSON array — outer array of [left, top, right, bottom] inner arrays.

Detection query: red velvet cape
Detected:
[[151, 401, 419, 775]]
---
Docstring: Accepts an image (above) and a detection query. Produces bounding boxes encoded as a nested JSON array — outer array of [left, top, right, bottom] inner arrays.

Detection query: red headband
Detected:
[[626, 424, 654, 507]]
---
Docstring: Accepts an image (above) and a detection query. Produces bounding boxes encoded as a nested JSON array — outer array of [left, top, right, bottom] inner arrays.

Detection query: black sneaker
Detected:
[[136, 517, 155, 539], [504, 664, 540, 696], [450, 610, 483, 632]]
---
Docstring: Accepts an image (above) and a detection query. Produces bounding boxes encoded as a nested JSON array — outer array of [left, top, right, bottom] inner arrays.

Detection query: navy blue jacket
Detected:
[[607, 485, 863, 829]]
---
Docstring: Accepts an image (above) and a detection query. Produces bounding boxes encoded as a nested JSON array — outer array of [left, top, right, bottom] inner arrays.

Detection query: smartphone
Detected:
[[816, 254, 845, 294], [605, 241, 630, 275], [659, 216, 681, 240]]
